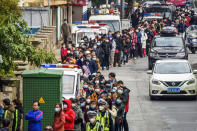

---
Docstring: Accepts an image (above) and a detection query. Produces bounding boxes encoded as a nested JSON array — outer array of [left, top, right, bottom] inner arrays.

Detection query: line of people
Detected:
[[21, 71, 130, 131]]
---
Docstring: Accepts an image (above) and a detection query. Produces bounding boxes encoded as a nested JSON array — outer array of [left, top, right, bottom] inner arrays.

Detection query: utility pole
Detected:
[[120, 0, 125, 32], [48, 0, 51, 26]]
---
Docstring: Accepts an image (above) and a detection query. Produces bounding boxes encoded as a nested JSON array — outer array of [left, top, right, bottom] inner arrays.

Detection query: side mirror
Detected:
[[147, 70, 152, 74], [193, 70, 197, 74]]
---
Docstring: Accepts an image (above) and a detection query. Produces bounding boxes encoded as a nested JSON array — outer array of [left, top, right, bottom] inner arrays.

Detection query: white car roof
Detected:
[[156, 59, 189, 63], [89, 15, 120, 21]]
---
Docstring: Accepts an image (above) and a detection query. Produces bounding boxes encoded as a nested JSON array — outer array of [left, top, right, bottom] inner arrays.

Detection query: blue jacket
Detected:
[[25, 109, 43, 131], [88, 60, 97, 74]]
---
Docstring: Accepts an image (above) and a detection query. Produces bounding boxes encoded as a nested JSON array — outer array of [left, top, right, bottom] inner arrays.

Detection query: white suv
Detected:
[[147, 59, 197, 100]]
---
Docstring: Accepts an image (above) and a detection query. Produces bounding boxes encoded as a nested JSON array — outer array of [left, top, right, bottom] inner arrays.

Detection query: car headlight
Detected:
[[187, 78, 195, 85], [176, 52, 185, 57], [152, 79, 161, 85], [150, 52, 158, 57]]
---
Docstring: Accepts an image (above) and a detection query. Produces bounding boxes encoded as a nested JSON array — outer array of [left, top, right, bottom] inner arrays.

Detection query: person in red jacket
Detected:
[[62, 99, 75, 131]]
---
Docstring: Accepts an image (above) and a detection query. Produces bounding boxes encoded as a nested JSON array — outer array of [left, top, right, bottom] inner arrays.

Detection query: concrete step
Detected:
[[14, 61, 28, 65]]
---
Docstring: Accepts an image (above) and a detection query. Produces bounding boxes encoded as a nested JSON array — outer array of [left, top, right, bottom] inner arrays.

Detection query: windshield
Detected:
[[154, 37, 183, 47], [62, 75, 75, 94], [188, 25, 197, 31], [154, 62, 191, 74], [77, 32, 98, 43], [96, 20, 120, 32], [100, 29, 107, 35], [145, 7, 171, 13]]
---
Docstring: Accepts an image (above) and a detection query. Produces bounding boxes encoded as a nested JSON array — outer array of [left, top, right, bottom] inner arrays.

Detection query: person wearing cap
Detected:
[[85, 111, 103, 131], [70, 98, 83, 131], [2, 98, 15, 131], [96, 99, 113, 131], [62, 99, 75, 131], [79, 98, 86, 112]]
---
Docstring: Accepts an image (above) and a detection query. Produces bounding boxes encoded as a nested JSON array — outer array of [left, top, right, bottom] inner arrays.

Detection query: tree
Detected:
[[0, 0, 57, 77]]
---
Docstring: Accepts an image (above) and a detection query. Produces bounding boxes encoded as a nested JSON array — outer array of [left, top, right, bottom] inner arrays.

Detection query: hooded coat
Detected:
[[63, 99, 75, 130]]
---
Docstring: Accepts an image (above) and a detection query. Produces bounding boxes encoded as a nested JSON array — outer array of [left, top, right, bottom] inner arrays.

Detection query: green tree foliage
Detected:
[[0, 0, 57, 77]]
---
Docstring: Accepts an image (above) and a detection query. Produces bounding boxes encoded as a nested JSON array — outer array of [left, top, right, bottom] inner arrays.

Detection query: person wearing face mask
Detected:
[[108, 72, 117, 89], [70, 98, 83, 131], [96, 41, 105, 68], [114, 97, 125, 131], [86, 54, 97, 75], [114, 32, 123, 67], [77, 79, 88, 98], [101, 35, 112, 70], [87, 83, 98, 103], [79, 98, 86, 112], [62, 99, 75, 131], [52, 103, 65, 131], [85, 111, 103, 131], [117, 81, 130, 131], [92, 55, 101, 72], [96, 99, 113, 131], [108, 33, 116, 68]]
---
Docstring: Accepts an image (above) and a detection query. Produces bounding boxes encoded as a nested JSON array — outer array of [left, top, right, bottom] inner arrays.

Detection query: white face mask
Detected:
[[86, 99, 91, 104], [55, 108, 60, 112], [72, 104, 76, 107], [90, 118, 95, 124], [63, 104, 67, 109], [99, 106, 104, 111], [95, 89, 100, 93]]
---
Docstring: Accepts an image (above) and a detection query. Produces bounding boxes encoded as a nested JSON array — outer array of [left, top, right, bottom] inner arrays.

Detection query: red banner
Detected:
[[72, 0, 86, 6]]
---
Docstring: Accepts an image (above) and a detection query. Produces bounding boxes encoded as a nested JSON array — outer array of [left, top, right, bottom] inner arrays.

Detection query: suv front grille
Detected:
[[158, 53, 177, 58]]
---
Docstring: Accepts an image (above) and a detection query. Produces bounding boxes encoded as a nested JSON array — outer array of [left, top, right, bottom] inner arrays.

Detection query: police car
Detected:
[[41, 64, 83, 99], [72, 21, 109, 45]]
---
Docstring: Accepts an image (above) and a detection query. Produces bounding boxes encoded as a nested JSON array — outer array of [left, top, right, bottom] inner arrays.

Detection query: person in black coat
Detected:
[[101, 35, 112, 70], [114, 32, 123, 67], [12, 99, 23, 131]]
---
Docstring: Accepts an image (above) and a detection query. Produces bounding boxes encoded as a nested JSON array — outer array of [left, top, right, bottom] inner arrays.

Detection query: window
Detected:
[[62, 75, 75, 94]]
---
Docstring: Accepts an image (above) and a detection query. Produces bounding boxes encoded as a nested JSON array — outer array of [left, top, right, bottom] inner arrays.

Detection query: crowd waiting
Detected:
[[0, 4, 196, 131]]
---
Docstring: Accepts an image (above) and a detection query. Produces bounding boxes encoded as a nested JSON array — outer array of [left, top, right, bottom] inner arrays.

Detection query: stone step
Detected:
[[13, 71, 23, 75], [14, 61, 28, 65]]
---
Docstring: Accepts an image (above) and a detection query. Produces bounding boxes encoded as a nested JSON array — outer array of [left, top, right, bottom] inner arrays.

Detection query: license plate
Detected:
[[167, 88, 180, 93]]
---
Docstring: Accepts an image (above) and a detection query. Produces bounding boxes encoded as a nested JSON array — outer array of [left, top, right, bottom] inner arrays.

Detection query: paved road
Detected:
[[102, 53, 197, 131]]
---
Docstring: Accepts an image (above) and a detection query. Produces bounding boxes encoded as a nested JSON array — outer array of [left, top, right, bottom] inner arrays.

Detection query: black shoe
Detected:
[[102, 67, 104, 70], [118, 65, 121, 67], [107, 67, 109, 70]]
